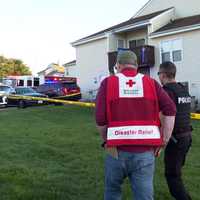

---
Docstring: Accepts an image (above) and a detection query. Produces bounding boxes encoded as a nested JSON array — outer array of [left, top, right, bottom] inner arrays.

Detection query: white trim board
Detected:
[[150, 24, 200, 39]]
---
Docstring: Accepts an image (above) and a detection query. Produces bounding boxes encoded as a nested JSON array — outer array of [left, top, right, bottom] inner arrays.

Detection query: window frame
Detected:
[[172, 50, 182, 62], [160, 38, 183, 63], [128, 38, 146, 49], [117, 39, 125, 49]]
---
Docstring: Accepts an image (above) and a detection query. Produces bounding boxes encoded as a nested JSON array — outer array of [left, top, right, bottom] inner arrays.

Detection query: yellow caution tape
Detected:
[[51, 92, 81, 99], [191, 113, 200, 120], [6, 95, 200, 118], [8, 94, 95, 108]]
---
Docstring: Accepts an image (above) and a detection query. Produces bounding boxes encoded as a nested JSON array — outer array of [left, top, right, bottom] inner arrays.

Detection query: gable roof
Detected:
[[150, 14, 200, 38], [72, 8, 173, 46], [38, 63, 65, 75], [133, 0, 153, 17], [64, 60, 76, 67]]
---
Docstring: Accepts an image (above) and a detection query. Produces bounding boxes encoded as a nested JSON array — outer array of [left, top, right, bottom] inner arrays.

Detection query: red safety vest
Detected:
[[106, 72, 163, 147]]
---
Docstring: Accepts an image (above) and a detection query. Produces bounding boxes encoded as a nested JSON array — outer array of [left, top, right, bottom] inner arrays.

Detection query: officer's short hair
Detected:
[[159, 61, 176, 79]]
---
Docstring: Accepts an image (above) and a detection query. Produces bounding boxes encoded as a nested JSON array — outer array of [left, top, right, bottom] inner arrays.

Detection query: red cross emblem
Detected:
[[126, 79, 136, 87]]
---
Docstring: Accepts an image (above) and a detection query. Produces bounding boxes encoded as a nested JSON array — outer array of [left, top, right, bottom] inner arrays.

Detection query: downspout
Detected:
[[106, 32, 111, 53]]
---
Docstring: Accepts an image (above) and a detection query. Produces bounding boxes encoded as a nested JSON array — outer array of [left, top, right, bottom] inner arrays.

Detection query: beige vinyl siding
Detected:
[[137, 0, 200, 19], [149, 29, 200, 100], [76, 38, 109, 99], [126, 29, 148, 47]]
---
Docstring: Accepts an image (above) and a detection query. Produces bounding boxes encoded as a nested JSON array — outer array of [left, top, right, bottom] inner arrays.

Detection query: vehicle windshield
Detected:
[[0, 86, 11, 93], [15, 87, 37, 94]]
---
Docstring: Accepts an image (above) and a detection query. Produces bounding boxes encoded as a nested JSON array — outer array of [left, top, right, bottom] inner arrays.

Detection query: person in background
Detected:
[[158, 61, 192, 200], [95, 50, 176, 200]]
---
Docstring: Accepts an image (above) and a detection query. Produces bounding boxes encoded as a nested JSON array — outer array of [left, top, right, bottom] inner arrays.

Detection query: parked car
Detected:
[[7, 87, 48, 108], [0, 94, 7, 107], [0, 85, 15, 107], [36, 81, 81, 101]]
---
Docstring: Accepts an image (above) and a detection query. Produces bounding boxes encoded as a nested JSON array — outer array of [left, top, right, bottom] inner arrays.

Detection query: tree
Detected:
[[0, 55, 31, 77]]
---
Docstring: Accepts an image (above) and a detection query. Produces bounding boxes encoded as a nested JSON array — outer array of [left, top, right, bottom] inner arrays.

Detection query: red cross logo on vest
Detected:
[[126, 79, 136, 87]]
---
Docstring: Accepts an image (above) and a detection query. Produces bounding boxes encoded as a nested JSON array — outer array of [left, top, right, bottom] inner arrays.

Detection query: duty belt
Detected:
[[173, 131, 192, 139]]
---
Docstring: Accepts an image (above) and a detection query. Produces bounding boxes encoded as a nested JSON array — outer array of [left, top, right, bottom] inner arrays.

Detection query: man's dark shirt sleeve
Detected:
[[154, 80, 176, 116], [95, 78, 107, 126]]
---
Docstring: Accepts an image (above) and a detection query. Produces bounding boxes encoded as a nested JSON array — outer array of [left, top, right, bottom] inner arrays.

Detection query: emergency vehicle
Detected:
[[1, 76, 40, 88], [36, 76, 81, 101]]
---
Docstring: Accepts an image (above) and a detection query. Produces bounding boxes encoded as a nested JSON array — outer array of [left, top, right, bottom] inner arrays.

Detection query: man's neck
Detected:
[[120, 67, 137, 73]]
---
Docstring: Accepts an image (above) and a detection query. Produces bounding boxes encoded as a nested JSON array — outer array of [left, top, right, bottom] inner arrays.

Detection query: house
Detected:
[[63, 60, 79, 78], [37, 63, 65, 84], [71, 0, 200, 108]]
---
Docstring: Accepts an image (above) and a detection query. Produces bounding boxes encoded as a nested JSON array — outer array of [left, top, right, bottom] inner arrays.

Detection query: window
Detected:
[[27, 80, 32, 86], [162, 52, 170, 62], [160, 39, 183, 63], [34, 78, 39, 87], [129, 40, 137, 49], [117, 39, 124, 48], [65, 69, 69, 76], [129, 39, 145, 49], [172, 50, 182, 62], [18, 80, 24, 86]]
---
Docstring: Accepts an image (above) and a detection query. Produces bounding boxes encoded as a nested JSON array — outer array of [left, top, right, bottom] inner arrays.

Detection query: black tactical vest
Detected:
[[163, 82, 192, 135]]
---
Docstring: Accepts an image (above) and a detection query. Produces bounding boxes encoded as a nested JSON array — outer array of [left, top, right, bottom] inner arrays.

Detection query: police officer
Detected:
[[158, 61, 192, 200]]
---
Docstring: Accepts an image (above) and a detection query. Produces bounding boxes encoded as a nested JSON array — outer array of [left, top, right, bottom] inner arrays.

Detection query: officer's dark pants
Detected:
[[164, 134, 192, 200]]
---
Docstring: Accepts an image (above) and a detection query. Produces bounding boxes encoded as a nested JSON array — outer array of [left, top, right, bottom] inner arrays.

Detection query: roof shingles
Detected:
[[73, 8, 173, 44], [153, 14, 200, 34]]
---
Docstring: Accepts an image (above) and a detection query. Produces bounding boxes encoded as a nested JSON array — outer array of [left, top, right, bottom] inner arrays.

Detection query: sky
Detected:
[[0, 0, 149, 75]]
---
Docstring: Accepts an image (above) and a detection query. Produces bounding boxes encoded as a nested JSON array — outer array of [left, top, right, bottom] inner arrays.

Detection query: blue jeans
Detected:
[[104, 150, 155, 200]]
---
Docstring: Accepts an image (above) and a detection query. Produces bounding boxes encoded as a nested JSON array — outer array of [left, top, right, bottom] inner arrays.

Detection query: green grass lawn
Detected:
[[0, 105, 199, 200]]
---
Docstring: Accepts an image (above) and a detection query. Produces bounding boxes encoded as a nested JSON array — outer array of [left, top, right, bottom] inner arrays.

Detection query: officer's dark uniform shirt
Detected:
[[163, 82, 192, 137]]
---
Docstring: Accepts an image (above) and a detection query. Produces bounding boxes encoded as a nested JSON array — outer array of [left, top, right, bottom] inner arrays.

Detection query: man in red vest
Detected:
[[95, 50, 176, 200]]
